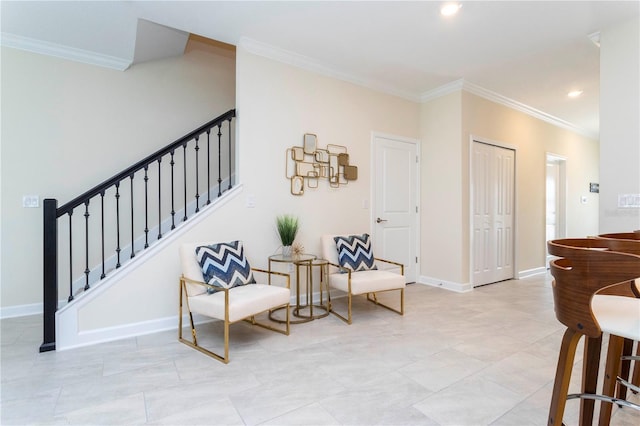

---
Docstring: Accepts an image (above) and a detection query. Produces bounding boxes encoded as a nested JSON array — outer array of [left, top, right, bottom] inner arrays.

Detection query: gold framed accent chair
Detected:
[[321, 234, 405, 324], [179, 241, 291, 363]]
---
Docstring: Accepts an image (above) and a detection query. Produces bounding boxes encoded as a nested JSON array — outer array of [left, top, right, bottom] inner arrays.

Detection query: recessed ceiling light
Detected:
[[568, 90, 583, 98], [441, 3, 462, 17]]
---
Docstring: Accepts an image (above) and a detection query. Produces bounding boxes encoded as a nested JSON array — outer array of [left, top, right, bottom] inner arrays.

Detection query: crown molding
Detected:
[[1, 32, 131, 71], [420, 79, 596, 139], [419, 79, 465, 102], [239, 36, 595, 139], [2, 31, 594, 138], [461, 81, 597, 139], [238, 37, 421, 102]]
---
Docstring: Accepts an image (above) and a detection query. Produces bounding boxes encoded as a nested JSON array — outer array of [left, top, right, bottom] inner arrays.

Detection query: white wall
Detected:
[[419, 92, 465, 285], [599, 17, 640, 233], [0, 42, 235, 312], [234, 47, 420, 261], [419, 91, 599, 288], [49, 45, 421, 340], [1, 33, 605, 343], [463, 93, 599, 275]]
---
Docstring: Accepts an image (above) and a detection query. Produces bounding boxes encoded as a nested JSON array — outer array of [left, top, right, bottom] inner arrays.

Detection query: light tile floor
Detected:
[[2, 274, 639, 425]]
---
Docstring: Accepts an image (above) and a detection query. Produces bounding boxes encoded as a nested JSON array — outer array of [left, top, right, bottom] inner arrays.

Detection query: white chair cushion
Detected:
[[187, 284, 290, 323], [328, 269, 405, 296], [592, 295, 640, 341], [181, 242, 210, 296], [321, 234, 340, 272]]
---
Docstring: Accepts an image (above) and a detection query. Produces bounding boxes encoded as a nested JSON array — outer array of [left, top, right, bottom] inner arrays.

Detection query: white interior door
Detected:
[[472, 141, 515, 286], [372, 134, 418, 283]]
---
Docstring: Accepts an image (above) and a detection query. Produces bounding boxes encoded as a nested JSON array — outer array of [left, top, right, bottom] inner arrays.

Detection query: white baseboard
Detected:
[[58, 315, 177, 351], [418, 276, 472, 293], [0, 302, 43, 319], [517, 267, 547, 279]]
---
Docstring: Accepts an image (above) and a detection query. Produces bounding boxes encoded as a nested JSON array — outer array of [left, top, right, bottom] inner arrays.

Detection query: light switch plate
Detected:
[[618, 194, 640, 208]]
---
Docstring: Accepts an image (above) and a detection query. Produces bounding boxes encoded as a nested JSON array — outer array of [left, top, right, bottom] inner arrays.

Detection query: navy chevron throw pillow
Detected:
[[334, 234, 378, 272], [196, 241, 255, 293]]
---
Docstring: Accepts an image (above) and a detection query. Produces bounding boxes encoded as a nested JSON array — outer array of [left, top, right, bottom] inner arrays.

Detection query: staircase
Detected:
[[40, 109, 236, 352]]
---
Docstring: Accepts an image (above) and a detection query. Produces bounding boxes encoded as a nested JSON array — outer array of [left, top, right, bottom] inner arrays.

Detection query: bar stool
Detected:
[[594, 232, 640, 420], [547, 238, 640, 425]]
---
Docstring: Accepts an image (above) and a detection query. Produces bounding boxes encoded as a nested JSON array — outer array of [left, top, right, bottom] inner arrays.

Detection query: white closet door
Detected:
[[472, 141, 515, 286]]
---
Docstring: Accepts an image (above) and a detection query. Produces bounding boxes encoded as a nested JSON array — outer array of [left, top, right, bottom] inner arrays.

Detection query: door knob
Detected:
[[376, 217, 388, 223]]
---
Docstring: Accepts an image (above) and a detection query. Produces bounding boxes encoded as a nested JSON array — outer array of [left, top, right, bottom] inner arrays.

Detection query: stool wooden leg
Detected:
[[599, 334, 625, 426], [549, 328, 582, 426], [632, 343, 640, 391], [580, 335, 602, 425], [617, 338, 634, 400]]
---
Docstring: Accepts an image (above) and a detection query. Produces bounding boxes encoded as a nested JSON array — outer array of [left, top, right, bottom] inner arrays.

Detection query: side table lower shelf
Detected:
[[268, 256, 330, 324]]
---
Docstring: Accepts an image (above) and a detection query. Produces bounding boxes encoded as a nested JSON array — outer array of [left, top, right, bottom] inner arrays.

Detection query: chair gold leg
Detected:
[[250, 303, 291, 335], [328, 292, 353, 324], [178, 285, 293, 364], [366, 288, 405, 315], [330, 288, 404, 324]]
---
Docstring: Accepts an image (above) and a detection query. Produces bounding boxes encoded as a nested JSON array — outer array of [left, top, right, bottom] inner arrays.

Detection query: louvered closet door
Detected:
[[472, 141, 515, 286]]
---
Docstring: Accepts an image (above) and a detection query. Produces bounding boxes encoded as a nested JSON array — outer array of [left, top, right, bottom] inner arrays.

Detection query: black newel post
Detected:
[[40, 198, 58, 352]]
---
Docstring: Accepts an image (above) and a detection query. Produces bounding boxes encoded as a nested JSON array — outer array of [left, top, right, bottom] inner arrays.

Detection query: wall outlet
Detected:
[[22, 195, 39, 208]]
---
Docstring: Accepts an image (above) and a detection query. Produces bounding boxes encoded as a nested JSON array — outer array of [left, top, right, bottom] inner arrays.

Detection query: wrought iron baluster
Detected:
[[228, 117, 233, 190], [206, 129, 211, 205], [68, 212, 74, 302], [130, 175, 135, 258], [195, 136, 200, 213], [100, 191, 105, 279], [157, 158, 162, 239], [170, 150, 176, 230], [183, 142, 188, 221], [115, 182, 121, 268], [83, 201, 90, 291], [144, 165, 149, 249], [40, 110, 235, 353], [217, 124, 222, 197]]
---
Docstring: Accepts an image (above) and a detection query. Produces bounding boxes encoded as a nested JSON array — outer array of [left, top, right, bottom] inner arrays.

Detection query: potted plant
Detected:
[[276, 214, 299, 256]]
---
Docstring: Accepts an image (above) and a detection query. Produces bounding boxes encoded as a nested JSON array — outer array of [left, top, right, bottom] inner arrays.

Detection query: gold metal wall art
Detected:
[[287, 133, 358, 195]]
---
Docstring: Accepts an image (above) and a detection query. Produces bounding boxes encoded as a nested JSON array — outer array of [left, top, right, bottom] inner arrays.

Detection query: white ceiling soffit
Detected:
[[0, 0, 137, 70], [0, 2, 188, 69], [132, 19, 189, 65]]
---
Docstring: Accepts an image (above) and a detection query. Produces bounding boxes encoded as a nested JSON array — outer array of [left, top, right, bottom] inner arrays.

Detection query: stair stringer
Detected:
[[55, 184, 243, 351]]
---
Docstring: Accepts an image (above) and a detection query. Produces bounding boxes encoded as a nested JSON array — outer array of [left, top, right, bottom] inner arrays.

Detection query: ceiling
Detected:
[[2, 1, 639, 138]]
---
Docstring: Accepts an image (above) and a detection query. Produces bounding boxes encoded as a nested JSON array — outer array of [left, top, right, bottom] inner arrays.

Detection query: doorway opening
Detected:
[[546, 154, 567, 265]]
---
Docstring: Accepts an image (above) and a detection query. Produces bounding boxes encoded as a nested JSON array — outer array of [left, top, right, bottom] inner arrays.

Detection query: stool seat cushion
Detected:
[[592, 294, 640, 341], [328, 269, 405, 295], [188, 284, 290, 323]]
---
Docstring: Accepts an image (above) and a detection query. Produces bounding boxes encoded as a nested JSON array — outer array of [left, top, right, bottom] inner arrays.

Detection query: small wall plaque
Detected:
[[589, 183, 599, 193]]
